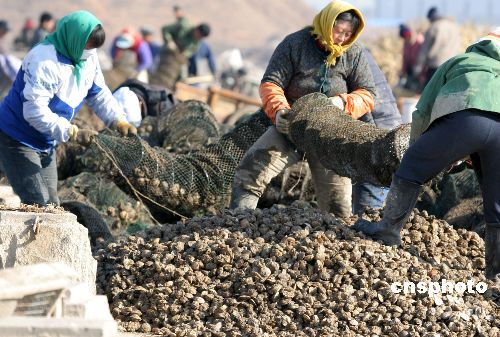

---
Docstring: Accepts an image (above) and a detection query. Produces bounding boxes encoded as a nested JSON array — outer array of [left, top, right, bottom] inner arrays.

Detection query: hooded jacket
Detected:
[[0, 11, 125, 151], [410, 34, 500, 143]]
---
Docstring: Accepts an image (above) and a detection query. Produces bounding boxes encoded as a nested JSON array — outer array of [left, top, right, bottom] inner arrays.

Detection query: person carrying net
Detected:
[[230, 0, 376, 217]]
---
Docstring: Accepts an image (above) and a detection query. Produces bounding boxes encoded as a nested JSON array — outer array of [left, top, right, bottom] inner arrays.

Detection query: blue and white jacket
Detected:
[[0, 43, 125, 152]]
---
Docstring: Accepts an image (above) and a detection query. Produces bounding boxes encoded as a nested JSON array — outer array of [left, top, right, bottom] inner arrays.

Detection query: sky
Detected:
[[305, 0, 499, 26]]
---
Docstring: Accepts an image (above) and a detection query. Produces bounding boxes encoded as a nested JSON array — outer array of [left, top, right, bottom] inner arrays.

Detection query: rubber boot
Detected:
[[485, 223, 500, 280], [354, 175, 422, 246], [229, 185, 259, 210]]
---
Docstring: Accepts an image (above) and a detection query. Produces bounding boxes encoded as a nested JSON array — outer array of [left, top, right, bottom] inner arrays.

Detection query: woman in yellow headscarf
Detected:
[[230, 1, 381, 216]]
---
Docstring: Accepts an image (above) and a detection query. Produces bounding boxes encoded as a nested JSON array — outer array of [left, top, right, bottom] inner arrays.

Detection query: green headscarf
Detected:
[[43, 10, 101, 86]]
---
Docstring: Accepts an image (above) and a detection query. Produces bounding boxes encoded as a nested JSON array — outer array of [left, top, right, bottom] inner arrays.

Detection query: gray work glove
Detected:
[[275, 108, 291, 135], [68, 125, 98, 147], [329, 96, 345, 111]]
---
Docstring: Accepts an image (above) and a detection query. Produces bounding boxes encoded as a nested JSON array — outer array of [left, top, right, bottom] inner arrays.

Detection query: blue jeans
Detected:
[[0, 130, 59, 206], [352, 182, 388, 214]]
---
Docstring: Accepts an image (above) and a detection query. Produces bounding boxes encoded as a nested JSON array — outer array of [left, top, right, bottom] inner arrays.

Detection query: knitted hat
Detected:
[[399, 24, 412, 39], [427, 7, 440, 21]]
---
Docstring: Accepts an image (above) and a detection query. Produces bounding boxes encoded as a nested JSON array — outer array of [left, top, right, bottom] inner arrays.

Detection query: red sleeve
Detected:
[[259, 82, 290, 124], [338, 88, 375, 120]]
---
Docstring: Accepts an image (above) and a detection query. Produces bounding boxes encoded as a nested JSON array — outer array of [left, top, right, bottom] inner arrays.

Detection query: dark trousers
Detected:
[[397, 109, 500, 224], [0, 130, 59, 206]]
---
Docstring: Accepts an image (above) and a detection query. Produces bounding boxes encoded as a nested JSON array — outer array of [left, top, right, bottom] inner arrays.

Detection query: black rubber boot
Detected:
[[485, 223, 500, 280], [229, 185, 259, 210], [354, 175, 422, 246]]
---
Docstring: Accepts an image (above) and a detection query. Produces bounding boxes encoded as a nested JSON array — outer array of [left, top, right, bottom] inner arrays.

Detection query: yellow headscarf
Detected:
[[311, 0, 365, 67]]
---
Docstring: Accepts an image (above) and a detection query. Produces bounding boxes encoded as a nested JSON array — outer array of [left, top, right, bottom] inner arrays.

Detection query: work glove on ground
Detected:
[[68, 125, 98, 147], [275, 109, 291, 135], [112, 119, 138, 137], [329, 96, 345, 111]]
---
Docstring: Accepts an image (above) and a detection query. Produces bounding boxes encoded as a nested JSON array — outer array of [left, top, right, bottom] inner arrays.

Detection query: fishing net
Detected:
[[434, 166, 481, 217], [89, 110, 271, 218], [289, 93, 410, 186], [58, 172, 153, 229], [157, 100, 219, 152]]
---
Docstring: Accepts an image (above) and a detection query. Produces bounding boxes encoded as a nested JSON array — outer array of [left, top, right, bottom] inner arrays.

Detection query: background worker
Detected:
[[151, 15, 211, 89], [230, 0, 376, 218], [398, 23, 424, 92], [355, 28, 500, 280], [414, 6, 461, 88], [111, 28, 153, 83], [140, 27, 161, 75], [31, 11, 56, 47], [0, 10, 136, 206]]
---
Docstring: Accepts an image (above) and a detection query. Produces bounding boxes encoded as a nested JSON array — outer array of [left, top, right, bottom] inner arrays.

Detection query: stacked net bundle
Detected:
[[91, 110, 271, 217], [157, 100, 220, 152]]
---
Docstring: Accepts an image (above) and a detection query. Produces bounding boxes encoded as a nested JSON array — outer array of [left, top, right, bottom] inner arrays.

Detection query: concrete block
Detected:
[[0, 317, 117, 337], [64, 295, 113, 320], [0, 185, 20, 208], [63, 283, 92, 304], [0, 262, 78, 300], [0, 263, 78, 318], [0, 211, 97, 294]]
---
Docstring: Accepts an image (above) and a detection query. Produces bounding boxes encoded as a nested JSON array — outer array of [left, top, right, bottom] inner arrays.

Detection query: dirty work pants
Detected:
[[397, 109, 500, 224], [352, 182, 389, 214], [0, 130, 59, 206], [232, 127, 352, 217]]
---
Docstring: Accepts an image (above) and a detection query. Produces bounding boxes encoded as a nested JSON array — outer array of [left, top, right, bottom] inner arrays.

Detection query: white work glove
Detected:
[[68, 124, 79, 142], [275, 109, 291, 135], [329, 96, 345, 111]]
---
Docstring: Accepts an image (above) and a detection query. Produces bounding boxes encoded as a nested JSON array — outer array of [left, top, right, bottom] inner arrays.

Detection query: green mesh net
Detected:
[[91, 110, 271, 218]]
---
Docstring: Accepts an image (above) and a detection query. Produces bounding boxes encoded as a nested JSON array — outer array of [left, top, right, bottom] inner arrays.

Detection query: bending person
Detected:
[[355, 28, 500, 280], [0, 10, 136, 206]]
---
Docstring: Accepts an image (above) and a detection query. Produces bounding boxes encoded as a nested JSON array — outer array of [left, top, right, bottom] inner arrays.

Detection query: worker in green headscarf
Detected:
[[0, 10, 137, 206]]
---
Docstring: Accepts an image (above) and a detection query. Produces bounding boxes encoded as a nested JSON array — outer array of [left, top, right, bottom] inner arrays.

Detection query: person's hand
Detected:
[[68, 125, 98, 146], [113, 119, 138, 137], [68, 124, 79, 142], [329, 96, 345, 111], [76, 129, 98, 146], [167, 40, 178, 51], [275, 109, 291, 135]]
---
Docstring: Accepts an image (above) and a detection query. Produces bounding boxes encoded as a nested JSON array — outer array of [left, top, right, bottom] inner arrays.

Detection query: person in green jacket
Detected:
[[150, 16, 210, 89], [355, 28, 500, 280]]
